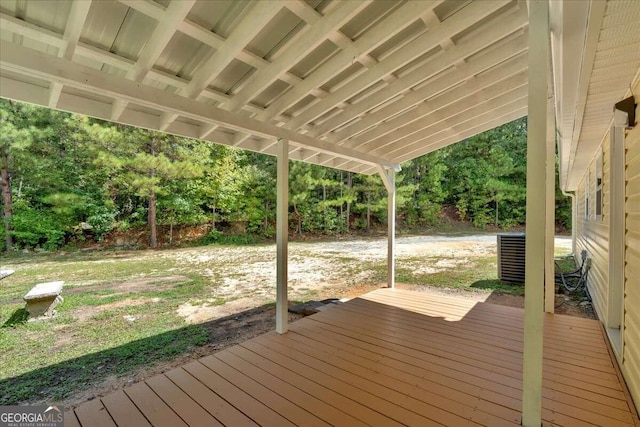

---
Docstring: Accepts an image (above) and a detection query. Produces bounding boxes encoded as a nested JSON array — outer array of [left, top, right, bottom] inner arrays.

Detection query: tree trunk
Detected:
[[346, 172, 352, 233], [322, 184, 327, 231], [148, 137, 158, 248], [169, 217, 174, 244], [366, 193, 371, 232], [1, 153, 12, 251], [495, 197, 499, 227], [293, 203, 302, 235], [148, 188, 157, 248]]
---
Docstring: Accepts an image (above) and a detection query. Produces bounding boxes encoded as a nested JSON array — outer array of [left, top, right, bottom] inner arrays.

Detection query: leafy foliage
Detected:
[[0, 100, 570, 251]]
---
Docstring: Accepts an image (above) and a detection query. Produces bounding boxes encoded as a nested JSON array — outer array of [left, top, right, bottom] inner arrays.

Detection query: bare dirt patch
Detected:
[[64, 276, 190, 295], [70, 298, 154, 323]]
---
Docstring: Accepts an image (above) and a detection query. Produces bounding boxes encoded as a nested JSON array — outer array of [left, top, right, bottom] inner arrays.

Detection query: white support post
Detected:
[[544, 98, 556, 314], [522, 1, 548, 426], [378, 166, 396, 288], [276, 138, 289, 334]]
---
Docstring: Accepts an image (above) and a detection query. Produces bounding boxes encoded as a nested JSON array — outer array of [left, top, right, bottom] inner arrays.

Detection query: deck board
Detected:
[[69, 288, 640, 427]]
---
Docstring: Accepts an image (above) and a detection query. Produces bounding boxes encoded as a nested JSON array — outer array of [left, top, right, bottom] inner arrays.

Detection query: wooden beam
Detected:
[[285, 0, 511, 131], [522, 1, 549, 425], [226, 0, 369, 112], [112, 0, 195, 120], [128, 0, 195, 83], [317, 69, 527, 167], [276, 138, 289, 334], [327, 34, 528, 145], [352, 88, 528, 164], [257, 1, 440, 123], [0, 41, 398, 170], [351, 106, 527, 175], [184, 1, 282, 100], [48, 0, 92, 107], [344, 59, 528, 150], [158, 0, 282, 130]]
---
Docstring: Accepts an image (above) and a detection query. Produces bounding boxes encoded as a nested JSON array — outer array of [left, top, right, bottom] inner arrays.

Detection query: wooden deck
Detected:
[[65, 288, 640, 427]]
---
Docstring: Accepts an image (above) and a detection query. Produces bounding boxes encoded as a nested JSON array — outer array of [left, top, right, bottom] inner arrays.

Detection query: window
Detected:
[[595, 151, 603, 220], [585, 170, 590, 220]]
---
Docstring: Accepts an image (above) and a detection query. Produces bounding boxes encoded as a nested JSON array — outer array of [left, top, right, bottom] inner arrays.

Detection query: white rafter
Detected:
[[225, 0, 370, 113], [111, 0, 196, 120], [285, 0, 511, 132], [312, 7, 528, 140], [383, 96, 528, 160], [158, 0, 284, 131], [330, 85, 528, 170], [345, 56, 528, 150], [0, 41, 398, 170], [255, 1, 442, 124], [48, 0, 92, 107]]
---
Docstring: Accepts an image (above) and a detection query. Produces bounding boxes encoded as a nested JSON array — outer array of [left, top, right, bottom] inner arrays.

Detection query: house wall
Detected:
[[574, 78, 640, 413], [624, 91, 640, 412], [575, 140, 610, 322]]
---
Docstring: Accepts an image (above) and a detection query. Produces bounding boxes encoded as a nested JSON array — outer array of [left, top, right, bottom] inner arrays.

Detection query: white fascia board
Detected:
[[563, 0, 606, 190], [0, 41, 397, 170]]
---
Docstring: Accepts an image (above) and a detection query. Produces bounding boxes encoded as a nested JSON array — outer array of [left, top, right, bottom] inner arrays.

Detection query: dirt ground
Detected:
[[52, 234, 594, 409]]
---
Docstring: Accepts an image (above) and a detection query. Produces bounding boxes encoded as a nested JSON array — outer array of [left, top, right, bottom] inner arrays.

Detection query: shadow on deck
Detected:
[[17, 288, 640, 426]]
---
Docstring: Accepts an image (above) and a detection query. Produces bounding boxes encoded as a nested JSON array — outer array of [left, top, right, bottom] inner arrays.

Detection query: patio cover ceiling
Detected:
[[0, 0, 531, 175]]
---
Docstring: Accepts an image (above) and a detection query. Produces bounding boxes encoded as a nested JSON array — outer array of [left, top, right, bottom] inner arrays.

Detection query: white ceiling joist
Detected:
[[327, 35, 528, 147], [0, 41, 398, 170], [352, 106, 528, 175], [285, 0, 512, 132], [225, 0, 370, 113], [256, 1, 442, 123], [379, 96, 528, 160], [0, 14, 254, 109], [313, 9, 528, 140], [346, 59, 529, 150], [48, 0, 92, 108], [363, 82, 528, 154], [158, 0, 284, 131], [331, 88, 527, 170], [111, 0, 196, 121]]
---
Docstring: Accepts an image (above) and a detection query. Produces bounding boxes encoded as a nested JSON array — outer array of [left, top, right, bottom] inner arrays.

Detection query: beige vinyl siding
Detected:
[[623, 91, 640, 412], [575, 141, 610, 322]]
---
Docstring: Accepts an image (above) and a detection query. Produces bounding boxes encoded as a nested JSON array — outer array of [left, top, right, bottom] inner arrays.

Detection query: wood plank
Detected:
[[64, 411, 81, 427], [67, 287, 637, 427], [228, 344, 391, 427], [164, 367, 258, 427], [241, 339, 445, 426], [309, 308, 626, 399], [279, 329, 522, 426], [123, 382, 188, 427], [146, 374, 224, 427], [182, 361, 297, 427], [74, 399, 117, 427], [214, 349, 366, 427], [199, 355, 331, 427], [340, 303, 610, 363], [101, 390, 152, 427], [330, 302, 618, 379]]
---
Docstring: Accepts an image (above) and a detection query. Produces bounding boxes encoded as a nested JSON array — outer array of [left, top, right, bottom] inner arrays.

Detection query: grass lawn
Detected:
[[0, 235, 567, 405], [0, 250, 214, 404]]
